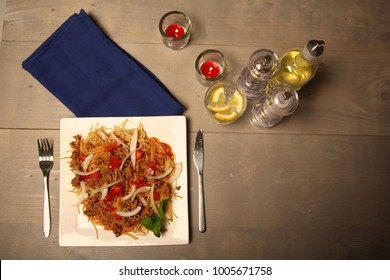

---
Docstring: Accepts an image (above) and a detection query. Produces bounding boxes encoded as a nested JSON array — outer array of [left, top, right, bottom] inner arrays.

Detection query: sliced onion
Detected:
[[97, 131, 108, 141], [150, 184, 159, 216], [140, 197, 148, 206], [168, 162, 183, 183], [115, 206, 142, 217], [91, 179, 123, 194], [72, 168, 100, 176], [119, 149, 136, 170], [131, 186, 152, 201], [145, 167, 173, 180], [82, 153, 94, 171], [130, 128, 138, 167], [119, 152, 130, 170], [72, 181, 87, 206], [100, 188, 108, 201], [110, 133, 128, 149], [122, 184, 136, 201]]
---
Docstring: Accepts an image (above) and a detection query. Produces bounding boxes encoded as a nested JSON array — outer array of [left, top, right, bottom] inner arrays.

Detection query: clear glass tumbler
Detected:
[[159, 11, 192, 50], [204, 81, 247, 125]]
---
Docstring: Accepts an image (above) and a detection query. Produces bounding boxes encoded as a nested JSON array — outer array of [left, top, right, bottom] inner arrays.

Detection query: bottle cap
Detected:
[[249, 49, 279, 79], [306, 40, 325, 57], [267, 84, 299, 116]]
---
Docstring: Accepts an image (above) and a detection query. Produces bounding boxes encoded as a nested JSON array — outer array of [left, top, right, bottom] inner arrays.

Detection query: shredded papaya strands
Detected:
[[69, 121, 182, 238]]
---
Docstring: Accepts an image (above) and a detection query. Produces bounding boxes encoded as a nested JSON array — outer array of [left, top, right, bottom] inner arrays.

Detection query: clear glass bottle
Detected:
[[268, 40, 325, 90], [236, 49, 279, 100], [249, 84, 299, 128]]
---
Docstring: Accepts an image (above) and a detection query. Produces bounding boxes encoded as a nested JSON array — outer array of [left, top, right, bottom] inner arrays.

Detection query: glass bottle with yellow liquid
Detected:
[[267, 40, 325, 90]]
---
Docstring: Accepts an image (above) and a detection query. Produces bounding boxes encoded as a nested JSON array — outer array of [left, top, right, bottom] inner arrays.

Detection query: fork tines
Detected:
[[37, 138, 54, 161]]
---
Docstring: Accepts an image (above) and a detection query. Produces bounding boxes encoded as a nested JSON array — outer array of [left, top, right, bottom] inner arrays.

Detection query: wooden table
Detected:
[[0, 0, 389, 260]]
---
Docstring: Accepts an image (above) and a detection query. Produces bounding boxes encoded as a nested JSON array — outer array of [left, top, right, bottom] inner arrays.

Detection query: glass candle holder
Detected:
[[159, 11, 192, 50], [204, 81, 247, 125], [195, 49, 227, 86]]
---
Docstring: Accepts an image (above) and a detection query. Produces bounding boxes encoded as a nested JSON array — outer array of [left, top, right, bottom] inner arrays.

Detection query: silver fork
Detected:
[[37, 138, 54, 238]]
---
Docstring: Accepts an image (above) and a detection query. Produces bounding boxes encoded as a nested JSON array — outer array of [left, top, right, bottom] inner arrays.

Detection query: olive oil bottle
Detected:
[[268, 40, 325, 90]]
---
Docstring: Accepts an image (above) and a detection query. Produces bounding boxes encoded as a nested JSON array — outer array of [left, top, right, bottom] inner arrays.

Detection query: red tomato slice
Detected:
[[105, 140, 121, 152], [81, 171, 101, 180], [108, 156, 122, 171]]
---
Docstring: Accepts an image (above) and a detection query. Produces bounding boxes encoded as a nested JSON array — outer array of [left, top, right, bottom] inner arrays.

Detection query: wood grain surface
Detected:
[[0, 0, 389, 260]]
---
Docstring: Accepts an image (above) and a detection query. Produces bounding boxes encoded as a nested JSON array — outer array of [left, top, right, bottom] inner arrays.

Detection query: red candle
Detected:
[[200, 60, 221, 78], [165, 23, 185, 38]]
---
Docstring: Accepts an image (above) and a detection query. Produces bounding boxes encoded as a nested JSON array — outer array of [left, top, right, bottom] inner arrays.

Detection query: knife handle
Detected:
[[198, 172, 206, 233]]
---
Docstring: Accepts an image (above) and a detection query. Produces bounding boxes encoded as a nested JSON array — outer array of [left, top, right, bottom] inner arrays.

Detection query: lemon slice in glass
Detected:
[[210, 87, 226, 103], [207, 102, 230, 113], [228, 90, 244, 113], [213, 109, 239, 121]]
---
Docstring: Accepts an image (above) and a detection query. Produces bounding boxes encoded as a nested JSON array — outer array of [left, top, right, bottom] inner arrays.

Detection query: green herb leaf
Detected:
[[153, 218, 162, 237], [141, 215, 157, 231], [159, 200, 171, 217], [141, 199, 172, 238]]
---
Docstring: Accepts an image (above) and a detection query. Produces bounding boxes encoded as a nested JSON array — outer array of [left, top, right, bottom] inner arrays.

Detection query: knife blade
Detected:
[[193, 129, 206, 233]]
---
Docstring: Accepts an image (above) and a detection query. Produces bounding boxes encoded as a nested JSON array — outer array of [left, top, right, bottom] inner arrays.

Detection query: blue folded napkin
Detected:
[[22, 9, 185, 117]]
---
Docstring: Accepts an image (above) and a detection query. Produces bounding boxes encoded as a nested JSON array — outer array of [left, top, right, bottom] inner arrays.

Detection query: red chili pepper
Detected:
[[111, 184, 123, 196], [147, 161, 157, 176], [153, 191, 160, 201], [108, 156, 122, 171], [78, 154, 87, 161], [130, 177, 149, 189], [106, 206, 116, 211], [113, 213, 122, 220], [104, 194, 113, 202], [103, 183, 123, 202], [81, 171, 101, 180], [135, 149, 144, 160], [105, 140, 121, 152]]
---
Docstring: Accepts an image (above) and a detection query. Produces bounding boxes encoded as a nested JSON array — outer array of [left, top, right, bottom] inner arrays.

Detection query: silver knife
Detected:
[[193, 129, 206, 233]]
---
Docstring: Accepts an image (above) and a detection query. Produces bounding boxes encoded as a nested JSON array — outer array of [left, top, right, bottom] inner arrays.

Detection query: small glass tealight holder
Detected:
[[195, 49, 227, 86], [159, 11, 192, 50]]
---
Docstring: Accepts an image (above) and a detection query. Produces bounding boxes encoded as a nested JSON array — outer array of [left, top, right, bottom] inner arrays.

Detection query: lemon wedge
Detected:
[[207, 102, 230, 113], [228, 90, 244, 113], [210, 86, 226, 103], [213, 109, 239, 122]]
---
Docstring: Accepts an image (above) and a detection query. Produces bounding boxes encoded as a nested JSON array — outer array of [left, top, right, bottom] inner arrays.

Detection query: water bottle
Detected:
[[249, 84, 299, 128], [236, 49, 279, 100]]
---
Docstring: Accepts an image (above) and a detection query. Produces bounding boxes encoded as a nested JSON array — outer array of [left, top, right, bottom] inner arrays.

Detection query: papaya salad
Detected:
[[67, 120, 182, 239]]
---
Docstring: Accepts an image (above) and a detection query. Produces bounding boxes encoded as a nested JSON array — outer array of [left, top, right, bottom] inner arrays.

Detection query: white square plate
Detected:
[[59, 116, 188, 246]]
